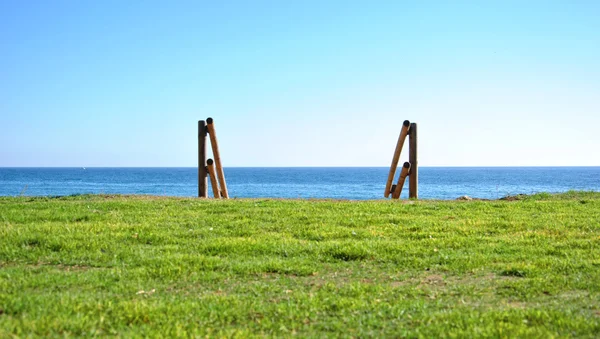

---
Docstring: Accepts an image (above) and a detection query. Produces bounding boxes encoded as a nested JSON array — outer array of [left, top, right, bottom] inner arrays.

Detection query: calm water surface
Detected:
[[1, 167, 599, 200]]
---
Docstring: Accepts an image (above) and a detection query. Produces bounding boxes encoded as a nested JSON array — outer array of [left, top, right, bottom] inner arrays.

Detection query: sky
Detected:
[[1, 0, 599, 167]]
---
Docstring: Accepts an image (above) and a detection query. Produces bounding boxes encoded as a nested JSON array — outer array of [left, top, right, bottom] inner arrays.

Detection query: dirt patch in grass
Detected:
[[1, 261, 103, 272], [34, 262, 100, 271], [420, 274, 446, 286], [54, 264, 100, 271]]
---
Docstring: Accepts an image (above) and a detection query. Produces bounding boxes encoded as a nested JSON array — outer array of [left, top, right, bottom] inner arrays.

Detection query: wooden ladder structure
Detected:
[[384, 120, 418, 199], [198, 117, 229, 198]]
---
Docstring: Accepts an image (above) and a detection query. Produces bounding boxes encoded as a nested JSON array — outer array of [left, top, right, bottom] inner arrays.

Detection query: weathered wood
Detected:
[[392, 162, 411, 199], [206, 117, 229, 198], [206, 159, 221, 198], [409, 123, 418, 199], [198, 120, 208, 198], [384, 120, 411, 198]]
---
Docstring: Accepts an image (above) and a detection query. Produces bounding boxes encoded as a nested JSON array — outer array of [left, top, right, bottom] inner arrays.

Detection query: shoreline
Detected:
[[2, 190, 598, 202]]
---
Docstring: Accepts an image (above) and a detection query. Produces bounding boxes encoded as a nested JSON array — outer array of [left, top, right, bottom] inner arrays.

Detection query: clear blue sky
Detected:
[[1, 1, 599, 167]]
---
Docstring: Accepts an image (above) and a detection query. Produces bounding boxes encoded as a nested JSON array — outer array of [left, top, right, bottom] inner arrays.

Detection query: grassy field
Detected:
[[1, 192, 599, 337]]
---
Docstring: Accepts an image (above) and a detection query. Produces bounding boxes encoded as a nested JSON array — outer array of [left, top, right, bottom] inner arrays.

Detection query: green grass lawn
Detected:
[[1, 192, 599, 337]]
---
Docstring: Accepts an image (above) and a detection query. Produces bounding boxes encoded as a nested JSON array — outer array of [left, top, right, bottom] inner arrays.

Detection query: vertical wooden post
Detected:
[[206, 117, 229, 198], [198, 120, 208, 198], [206, 159, 221, 198], [384, 120, 411, 198], [409, 123, 418, 199], [392, 162, 411, 199]]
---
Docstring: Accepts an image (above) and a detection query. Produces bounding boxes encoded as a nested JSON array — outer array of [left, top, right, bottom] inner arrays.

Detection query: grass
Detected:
[[0, 191, 599, 337]]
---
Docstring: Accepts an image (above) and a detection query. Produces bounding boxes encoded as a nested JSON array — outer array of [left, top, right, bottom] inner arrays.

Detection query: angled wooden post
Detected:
[[198, 120, 208, 198], [384, 120, 411, 198], [206, 117, 229, 198], [409, 123, 418, 199], [206, 159, 221, 198], [392, 162, 411, 199]]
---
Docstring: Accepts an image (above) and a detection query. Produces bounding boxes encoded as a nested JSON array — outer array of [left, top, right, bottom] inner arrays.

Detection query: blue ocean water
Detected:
[[0, 167, 599, 200]]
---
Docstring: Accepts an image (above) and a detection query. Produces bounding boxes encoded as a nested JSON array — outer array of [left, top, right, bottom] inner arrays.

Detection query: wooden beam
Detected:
[[198, 120, 208, 198], [392, 162, 411, 199], [409, 123, 418, 199], [384, 120, 411, 198], [206, 117, 229, 198], [206, 159, 221, 198]]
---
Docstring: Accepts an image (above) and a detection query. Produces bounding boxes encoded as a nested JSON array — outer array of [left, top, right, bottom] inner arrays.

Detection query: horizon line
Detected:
[[2, 165, 600, 169]]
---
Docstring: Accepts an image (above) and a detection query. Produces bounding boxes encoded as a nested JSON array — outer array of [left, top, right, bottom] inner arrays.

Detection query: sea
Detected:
[[1, 167, 599, 200]]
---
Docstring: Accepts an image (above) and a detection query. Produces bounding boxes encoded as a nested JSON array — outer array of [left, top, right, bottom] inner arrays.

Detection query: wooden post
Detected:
[[384, 120, 411, 198], [392, 162, 411, 199], [198, 120, 208, 198], [409, 123, 418, 199], [206, 159, 221, 198], [206, 117, 229, 198]]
